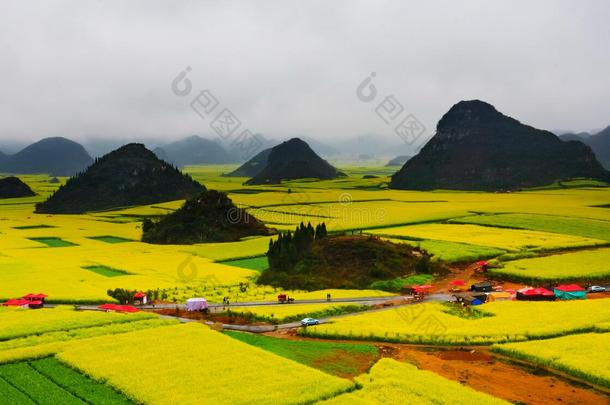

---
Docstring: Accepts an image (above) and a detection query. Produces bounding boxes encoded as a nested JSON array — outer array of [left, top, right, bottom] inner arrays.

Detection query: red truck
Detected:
[[277, 294, 295, 304]]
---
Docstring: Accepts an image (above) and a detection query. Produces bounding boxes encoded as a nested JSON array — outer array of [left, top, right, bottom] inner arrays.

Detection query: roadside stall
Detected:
[[516, 287, 555, 301], [186, 297, 209, 312], [471, 281, 493, 293], [554, 284, 586, 300]]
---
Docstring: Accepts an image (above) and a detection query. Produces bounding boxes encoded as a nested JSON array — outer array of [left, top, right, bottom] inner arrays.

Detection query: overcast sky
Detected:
[[1, 0, 609, 146]]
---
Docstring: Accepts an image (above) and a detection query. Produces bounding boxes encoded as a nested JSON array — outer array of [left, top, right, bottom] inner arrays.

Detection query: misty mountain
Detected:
[[36, 143, 204, 214], [391, 100, 609, 191], [559, 132, 591, 142], [224, 147, 272, 177], [327, 134, 418, 159], [587, 126, 610, 169], [299, 136, 339, 156], [246, 138, 345, 185], [153, 135, 237, 166], [0, 137, 93, 176], [559, 127, 610, 169], [81, 138, 143, 158], [386, 155, 412, 166]]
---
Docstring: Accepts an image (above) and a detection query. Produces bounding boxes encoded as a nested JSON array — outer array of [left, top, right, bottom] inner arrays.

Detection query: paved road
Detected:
[[74, 293, 456, 333], [75, 295, 400, 312]]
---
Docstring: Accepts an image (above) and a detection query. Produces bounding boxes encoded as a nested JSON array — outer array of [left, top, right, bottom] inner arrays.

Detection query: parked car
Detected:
[[588, 285, 607, 293], [300, 318, 320, 326]]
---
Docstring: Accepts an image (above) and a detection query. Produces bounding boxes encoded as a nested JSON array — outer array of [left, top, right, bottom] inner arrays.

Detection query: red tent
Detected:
[[28, 300, 44, 309], [97, 303, 139, 313], [522, 288, 554, 296], [22, 293, 48, 301], [555, 284, 585, 292], [517, 287, 555, 301], [3, 299, 30, 307], [133, 292, 146, 298], [450, 280, 465, 286], [116, 305, 139, 313]]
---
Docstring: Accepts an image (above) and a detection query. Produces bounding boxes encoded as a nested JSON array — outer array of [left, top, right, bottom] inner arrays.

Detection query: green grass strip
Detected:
[[87, 236, 133, 244], [30, 358, 133, 404], [82, 265, 131, 277], [28, 237, 78, 248], [219, 256, 269, 272], [0, 376, 35, 405], [0, 362, 83, 404], [225, 331, 377, 376]]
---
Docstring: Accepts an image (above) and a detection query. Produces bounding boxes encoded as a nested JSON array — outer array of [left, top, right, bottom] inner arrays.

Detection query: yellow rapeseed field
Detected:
[[322, 358, 509, 404], [57, 323, 354, 404], [491, 248, 610, 281], [0, 306, 156, 341], [301, 299, 610, 344], [367, 223, 606, 251], [3, 170, 610, 305], [494, 332, 610, 388]]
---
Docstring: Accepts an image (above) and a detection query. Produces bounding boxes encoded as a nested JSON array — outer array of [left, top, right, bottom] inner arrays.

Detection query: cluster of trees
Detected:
[[107, 288, 169, 304], [267, 222, 327, 272]]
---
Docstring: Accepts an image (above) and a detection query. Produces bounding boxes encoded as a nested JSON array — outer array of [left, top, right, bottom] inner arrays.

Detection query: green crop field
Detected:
[[225, 331, 378, 377], [0, 358, 133, 404], [218, 256, 269, 272]]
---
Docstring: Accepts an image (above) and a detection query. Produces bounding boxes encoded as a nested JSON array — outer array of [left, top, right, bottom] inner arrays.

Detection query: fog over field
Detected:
[[1, 0, 609, 145]]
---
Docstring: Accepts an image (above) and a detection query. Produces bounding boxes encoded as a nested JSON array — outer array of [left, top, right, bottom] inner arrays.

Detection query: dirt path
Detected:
[[382, 344, 608, 405], [266, 330, 608, 405]]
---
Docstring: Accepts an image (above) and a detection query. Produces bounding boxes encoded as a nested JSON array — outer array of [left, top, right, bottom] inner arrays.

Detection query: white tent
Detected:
[[185, 298, 208, 312]]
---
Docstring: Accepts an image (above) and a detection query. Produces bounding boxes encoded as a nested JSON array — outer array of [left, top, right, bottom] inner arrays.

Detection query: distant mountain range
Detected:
[[153, 135, 237, 166], [391, 100, 609, 191], [36, 144, 204, 214], [558, 127, 610, 169], [224, 148, 272, 177], [385, 155, 412, 167], [246, 138, 345, 185], [0, 137, 93, 176]]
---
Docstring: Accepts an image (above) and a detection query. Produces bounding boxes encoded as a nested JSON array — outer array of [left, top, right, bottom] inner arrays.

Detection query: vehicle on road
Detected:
[[300, 318, 320, 326], [278, 294, 295, 304], [588, 285, 606, 293]]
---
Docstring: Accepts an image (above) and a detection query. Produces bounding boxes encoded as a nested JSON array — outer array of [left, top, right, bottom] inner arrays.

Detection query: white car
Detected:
[[300, 318, 320, 326], [588, 285, 606, 293]]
